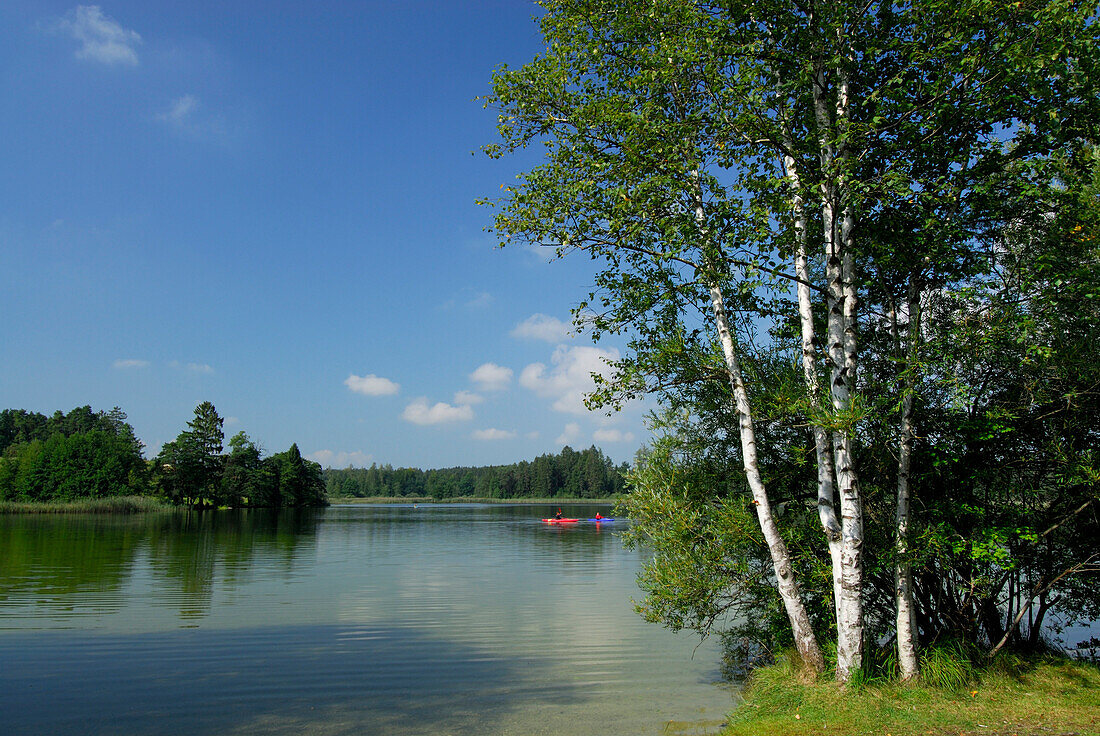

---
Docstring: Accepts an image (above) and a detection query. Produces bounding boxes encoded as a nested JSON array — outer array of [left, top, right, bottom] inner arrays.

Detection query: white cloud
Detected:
[[402, 398, 474, 426], [556, 422, 582, 445], [157, 95, 198, 125], [453, 390, 484, 406], [472, 428, 516, 441], [520, 345, 619, 415], [470, 362, 513, 392], [169, 360, 214, 374], [345, 373, 400, 396], [224, 416, 240, 427], [593, 428, 635, 443], [308, 449, 374, 468], [56, 5, 142, 66], [511, 313, 572, 343], [465, 291, 494, 309], [112, 358, 149, 369]]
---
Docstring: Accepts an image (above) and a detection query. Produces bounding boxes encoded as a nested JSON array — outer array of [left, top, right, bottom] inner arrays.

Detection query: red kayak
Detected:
[[541, 518, 579, 523]]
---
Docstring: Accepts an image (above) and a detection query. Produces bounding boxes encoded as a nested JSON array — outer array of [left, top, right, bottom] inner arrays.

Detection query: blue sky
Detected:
[[0, 1, 650, 469]]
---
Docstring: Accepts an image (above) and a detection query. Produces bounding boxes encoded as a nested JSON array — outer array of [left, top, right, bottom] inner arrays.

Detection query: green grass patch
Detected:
[[0, 495, 172, 514], [723, 652, 1100, 736]]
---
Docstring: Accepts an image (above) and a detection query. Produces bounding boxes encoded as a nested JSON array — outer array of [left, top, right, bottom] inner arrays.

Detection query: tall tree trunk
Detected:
[[708, 279, 826, 674], [895, 277, 921, 681], [814, 57, 865, 683], [693, 169, 825, 674], [782, 140, 844, 616]]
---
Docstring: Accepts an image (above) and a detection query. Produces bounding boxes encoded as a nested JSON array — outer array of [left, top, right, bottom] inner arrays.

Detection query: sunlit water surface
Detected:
[[0, 504, 736, 735]]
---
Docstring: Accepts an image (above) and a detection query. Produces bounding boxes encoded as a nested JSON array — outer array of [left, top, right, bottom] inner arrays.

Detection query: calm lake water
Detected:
[[0, 503, 736, 735]]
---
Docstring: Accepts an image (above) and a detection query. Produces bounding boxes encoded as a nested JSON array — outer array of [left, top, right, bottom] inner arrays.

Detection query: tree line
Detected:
[[0, 406, 148, 501], [484, 0, 1099, 683], [0, 403, 326, 508], [153, 401, 326, 508], [324, 445, 629, 500]]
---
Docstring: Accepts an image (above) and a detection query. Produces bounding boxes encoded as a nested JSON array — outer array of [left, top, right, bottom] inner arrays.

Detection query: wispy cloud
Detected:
[[402, 398, 474, 426], [520, 345, 619, 415], [593, 428, 635, 443], [512, 313, 572, 343], [55, 5, 142, 66], [169, 360, 214, 374], [308, 449, 374, 468], [470, 362, 513, 392], [454, 390, 484, 406], [112, 358, 149, 369], [345, 373, 400, 396], [153, 93, 234, 145], [156, 95, 198, 125], [441, 288, 495, 311], [556, 422, 582, 445], [465, 291, 494, 309], [472, 428, 516, 441]]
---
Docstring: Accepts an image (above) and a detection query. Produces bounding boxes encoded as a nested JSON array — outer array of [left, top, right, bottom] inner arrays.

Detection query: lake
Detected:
[[0, 503, 737, 735]]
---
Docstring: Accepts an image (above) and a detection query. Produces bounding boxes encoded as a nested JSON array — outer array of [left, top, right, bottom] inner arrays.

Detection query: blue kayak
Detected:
[[588, 518, 615, 522]]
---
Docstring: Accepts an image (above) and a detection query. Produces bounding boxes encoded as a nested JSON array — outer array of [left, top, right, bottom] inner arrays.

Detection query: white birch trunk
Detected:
[[895, 282, 920, 681], [782, 142, 844, 613], [708, 280, 825, 674], [692, 170, 824, 674], [814, 60, 865, 683]]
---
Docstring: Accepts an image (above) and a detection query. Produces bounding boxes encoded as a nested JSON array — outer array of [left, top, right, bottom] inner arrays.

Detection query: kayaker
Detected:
[[554, 509, 563, 520], [595, 512, 604, 520]]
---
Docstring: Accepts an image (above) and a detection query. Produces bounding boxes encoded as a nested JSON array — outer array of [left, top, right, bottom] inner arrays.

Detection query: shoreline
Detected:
[[0, 496, 172, 514], [0, 495, 621, 513]]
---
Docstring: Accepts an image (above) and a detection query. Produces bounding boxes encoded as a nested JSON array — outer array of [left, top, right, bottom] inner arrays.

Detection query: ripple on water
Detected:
[[0, 506, 736, 736]]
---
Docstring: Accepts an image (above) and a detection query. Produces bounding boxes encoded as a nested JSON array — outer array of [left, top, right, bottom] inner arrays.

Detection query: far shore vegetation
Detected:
[[0, 495, 171, 515], [1, 405, 629, 510], [330, 495, 620, 504], [1, 403, 326, 509], [322, 445, 628, 500]]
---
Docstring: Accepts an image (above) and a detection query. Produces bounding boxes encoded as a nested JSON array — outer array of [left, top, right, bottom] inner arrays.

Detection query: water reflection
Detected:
[[0, 509, 321, 626], [1, 623, 564, 736], [0, 504, 735, 735]]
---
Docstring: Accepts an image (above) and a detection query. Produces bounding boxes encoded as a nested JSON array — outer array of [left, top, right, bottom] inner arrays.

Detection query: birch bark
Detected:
[[814, 53, 865, 683], [707, 279, 825, 674], [693, 171, 825, 674], [895, 279, 921, 681], [781, 140, 844, 614]]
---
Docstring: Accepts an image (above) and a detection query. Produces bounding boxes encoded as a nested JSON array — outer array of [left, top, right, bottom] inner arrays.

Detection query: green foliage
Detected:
[[619, 430, 834, 655], [268, 443, 326, 508], [484, 0, 1100, 673], [152, 404, 327, 509], [323, 445, 628, 500], [0, 407, 147, 502]]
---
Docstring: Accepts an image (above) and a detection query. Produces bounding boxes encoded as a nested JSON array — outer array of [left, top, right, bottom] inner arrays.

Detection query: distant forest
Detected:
[[1, 406, 628, 505], [324, 445, 629, 500], [0, 404, 325, 508]]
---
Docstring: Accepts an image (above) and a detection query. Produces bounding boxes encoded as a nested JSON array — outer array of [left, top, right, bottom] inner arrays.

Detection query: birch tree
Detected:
[[485, 0, 828, 672], [484, 0, 1100, 682]]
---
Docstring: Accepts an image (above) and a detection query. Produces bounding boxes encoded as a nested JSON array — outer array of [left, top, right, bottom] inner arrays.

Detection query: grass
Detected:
[[0, 495, 172, 514], [722, 652, 1100, 736]]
